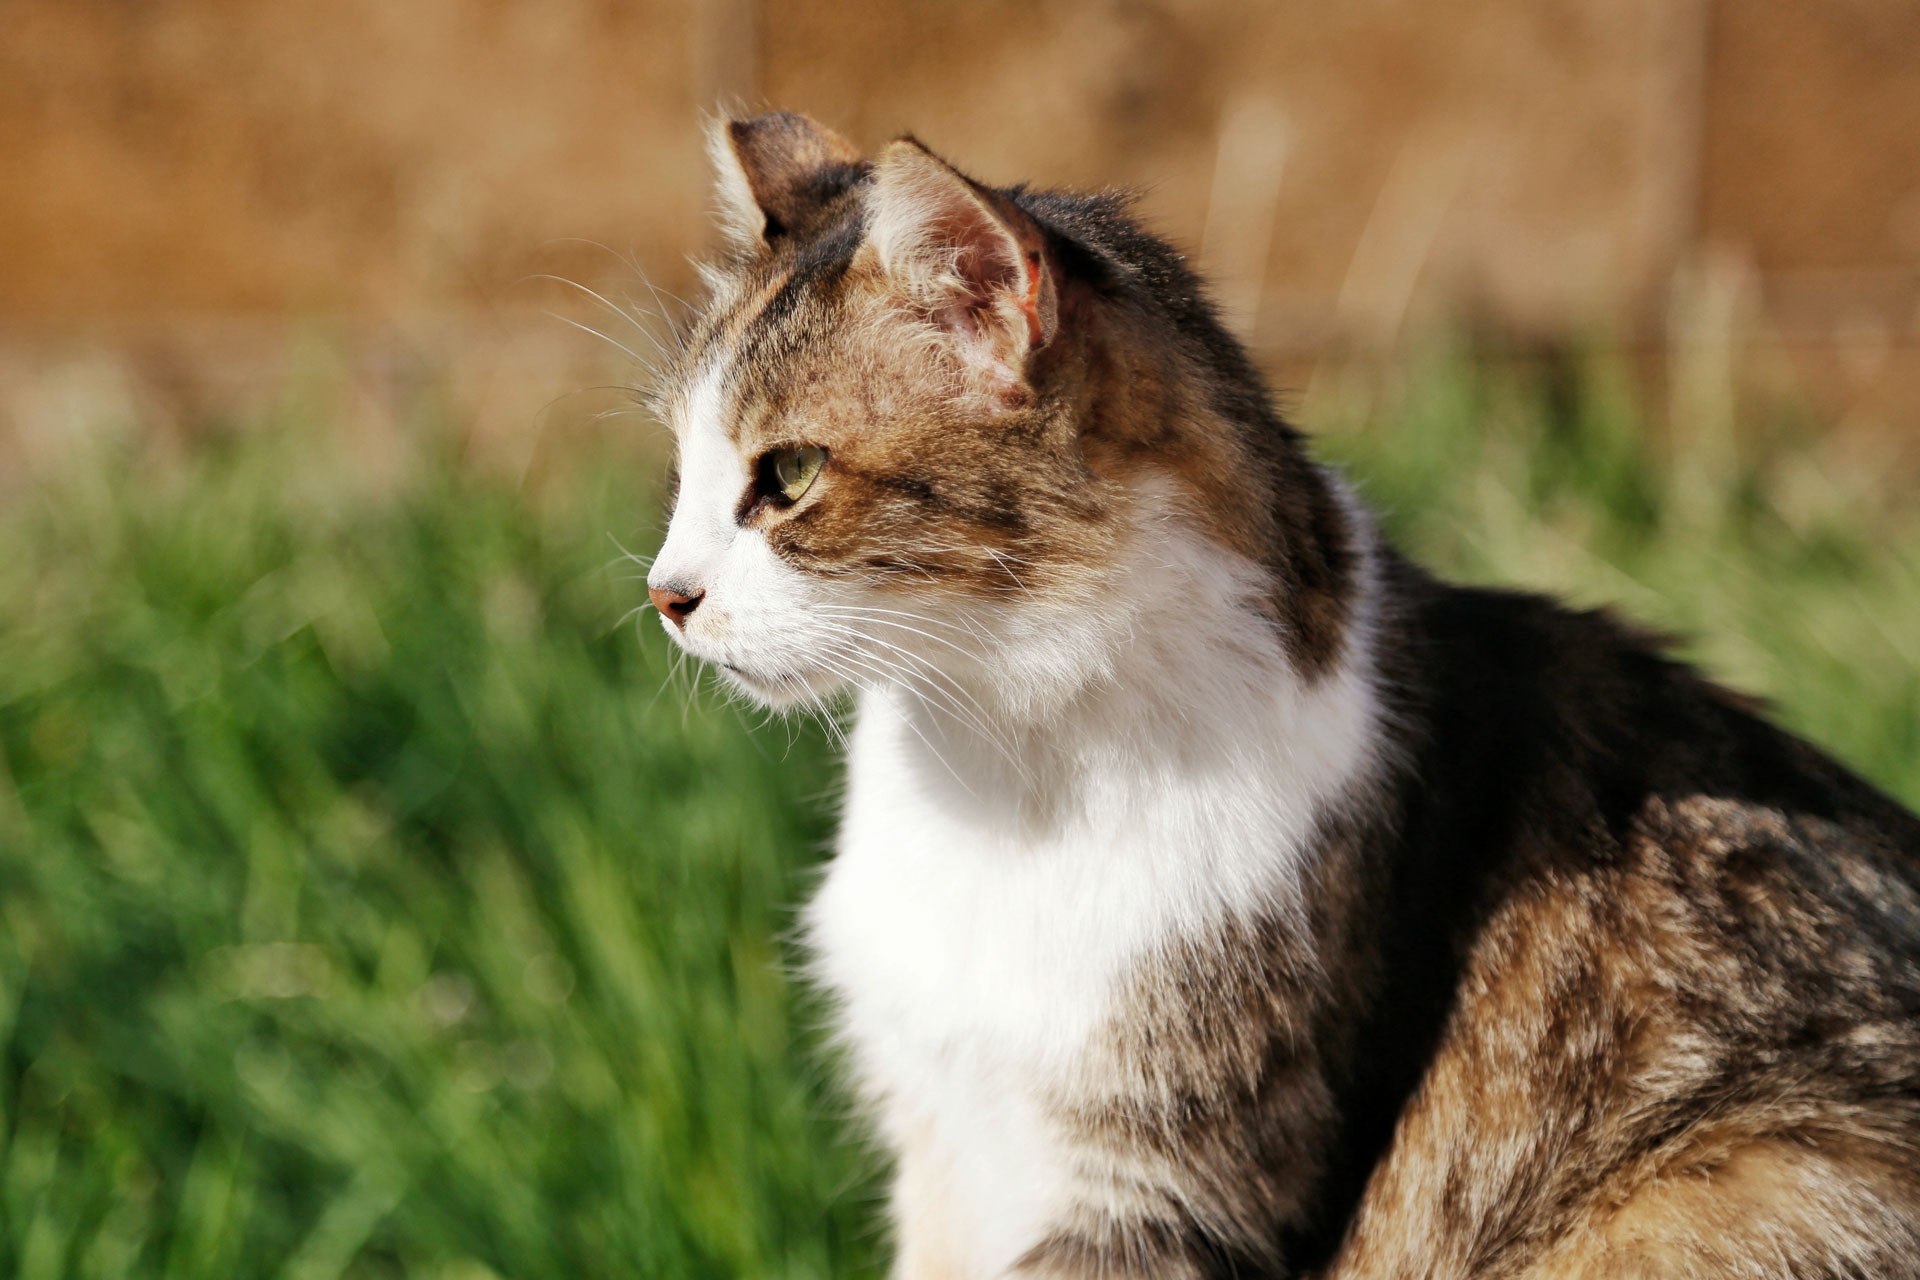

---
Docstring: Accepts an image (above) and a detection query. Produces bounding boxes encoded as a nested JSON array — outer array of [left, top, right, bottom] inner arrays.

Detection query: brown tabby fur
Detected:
[[665, 113, 1920, 1278], [681, 123, 1354, 675]]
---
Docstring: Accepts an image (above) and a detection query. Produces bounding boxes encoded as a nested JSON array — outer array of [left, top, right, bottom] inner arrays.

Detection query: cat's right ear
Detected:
[[710, 112, 866, 248], [866, 138, 1059, 402]]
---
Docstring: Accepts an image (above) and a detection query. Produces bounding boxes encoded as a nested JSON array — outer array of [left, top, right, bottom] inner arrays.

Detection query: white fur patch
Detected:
[[806, 498, 1385, 1276], [649, 362, 848, 706], [706, 117, 767, 247], [652, 351, 1385, 1272]]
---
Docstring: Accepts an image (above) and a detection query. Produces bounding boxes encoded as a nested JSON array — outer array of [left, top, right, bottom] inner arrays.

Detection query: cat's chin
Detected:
[[716, 659, 845, 710]]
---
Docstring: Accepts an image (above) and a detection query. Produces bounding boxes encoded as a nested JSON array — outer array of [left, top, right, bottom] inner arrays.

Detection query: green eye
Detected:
[[767, 445, 826, 503]]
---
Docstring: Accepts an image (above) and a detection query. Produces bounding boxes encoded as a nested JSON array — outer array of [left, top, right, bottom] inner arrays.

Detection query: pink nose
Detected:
[[648, 584, 705, 628]]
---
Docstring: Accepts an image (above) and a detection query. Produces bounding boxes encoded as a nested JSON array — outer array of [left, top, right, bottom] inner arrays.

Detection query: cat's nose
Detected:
[[649, 583, 705, 628]]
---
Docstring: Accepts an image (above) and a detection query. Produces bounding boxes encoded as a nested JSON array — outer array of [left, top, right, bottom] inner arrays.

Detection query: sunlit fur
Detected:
[[647, 114, 1920, 1279]]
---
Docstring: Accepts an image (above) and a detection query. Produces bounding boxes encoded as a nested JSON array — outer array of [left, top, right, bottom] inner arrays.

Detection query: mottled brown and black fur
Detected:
[[666, 114, 1920, 1279], [1032, 564, 1920, 1278], [675, 116, 1356, 673]]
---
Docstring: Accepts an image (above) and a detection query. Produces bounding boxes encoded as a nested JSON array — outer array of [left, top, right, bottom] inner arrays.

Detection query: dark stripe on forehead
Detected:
[[737, 215, 866, 369], [686, 204, 870, 448], [692, 269, 791, 445]]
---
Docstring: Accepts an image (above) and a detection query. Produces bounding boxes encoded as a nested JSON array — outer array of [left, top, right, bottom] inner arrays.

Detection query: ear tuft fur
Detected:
[[867, 139, 1058, 393], [708, 111, 867, 248]]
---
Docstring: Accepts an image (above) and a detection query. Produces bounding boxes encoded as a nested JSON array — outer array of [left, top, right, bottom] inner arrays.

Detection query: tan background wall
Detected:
[[3, 0, 1917, 440]]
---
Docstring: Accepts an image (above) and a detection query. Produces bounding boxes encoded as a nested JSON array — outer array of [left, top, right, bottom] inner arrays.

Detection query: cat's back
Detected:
[[1325, 571, 1920, 1277], [1382, 564, 1920, 942]]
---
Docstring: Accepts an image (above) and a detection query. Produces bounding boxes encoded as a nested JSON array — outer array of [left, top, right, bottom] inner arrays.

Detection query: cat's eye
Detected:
[[763, 445, 826, 505]]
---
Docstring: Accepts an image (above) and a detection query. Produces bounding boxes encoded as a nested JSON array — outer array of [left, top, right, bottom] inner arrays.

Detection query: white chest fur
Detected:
[[804, 559, 1382, 1275]]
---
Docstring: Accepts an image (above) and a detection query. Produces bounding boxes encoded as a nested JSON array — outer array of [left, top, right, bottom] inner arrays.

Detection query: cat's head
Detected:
[[646, 113, 1352, 717]]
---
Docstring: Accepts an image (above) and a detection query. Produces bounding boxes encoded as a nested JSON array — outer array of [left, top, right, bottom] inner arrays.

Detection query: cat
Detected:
[[643, 111, 1920, 1279]]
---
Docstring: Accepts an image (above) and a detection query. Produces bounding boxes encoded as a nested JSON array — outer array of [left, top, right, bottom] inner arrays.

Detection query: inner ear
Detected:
[[868, 139, 1058, 382], [710, 112, 867, 246], [925, 193, 1046, 346]]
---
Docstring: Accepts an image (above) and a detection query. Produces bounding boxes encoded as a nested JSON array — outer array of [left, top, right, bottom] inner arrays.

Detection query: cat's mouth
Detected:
[[717, 657, 842, 707], [719, 659, 783, 689]]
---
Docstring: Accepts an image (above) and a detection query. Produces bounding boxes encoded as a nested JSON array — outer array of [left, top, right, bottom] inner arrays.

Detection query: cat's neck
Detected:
[[847, 495, 1390, 850]]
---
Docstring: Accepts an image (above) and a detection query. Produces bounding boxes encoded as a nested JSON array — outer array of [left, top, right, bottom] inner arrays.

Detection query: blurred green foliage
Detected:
[[0, 351, 1915, 1277], [0, 380, 877, 1279]]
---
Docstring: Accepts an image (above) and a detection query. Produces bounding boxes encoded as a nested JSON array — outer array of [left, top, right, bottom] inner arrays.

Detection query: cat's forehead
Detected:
[[670, 260, 879, 448], [667, 279, 784, 446]]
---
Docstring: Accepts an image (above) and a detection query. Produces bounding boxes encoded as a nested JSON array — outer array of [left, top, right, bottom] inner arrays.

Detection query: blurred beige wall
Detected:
[[3, 0, 1917, 439]]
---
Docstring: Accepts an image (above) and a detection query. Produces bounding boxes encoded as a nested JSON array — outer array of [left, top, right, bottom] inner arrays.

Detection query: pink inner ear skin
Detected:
[[935, 303, 983, 343], [869, 139, 1058, 395], [948, 215, 1048, 357], [1017, 250, 1045, 348], [924, 211, 1040, 393]]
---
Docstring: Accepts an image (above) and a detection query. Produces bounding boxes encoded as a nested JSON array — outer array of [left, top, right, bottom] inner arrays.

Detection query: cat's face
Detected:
[[646, 116, 1137, 713]]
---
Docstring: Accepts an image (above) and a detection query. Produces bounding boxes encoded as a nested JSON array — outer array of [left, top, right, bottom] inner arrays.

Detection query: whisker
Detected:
[[607, 531, 657, 572], [544, 310, 657, 370], [813, 650, 977, 799], [543, 237, 694, 358], [807, 620, 1029, 782], [812, 606, 992, 661], [521, 273, 668, 355]]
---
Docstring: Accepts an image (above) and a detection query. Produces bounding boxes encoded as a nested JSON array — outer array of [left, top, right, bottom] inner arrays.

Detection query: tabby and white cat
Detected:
[[644, 112, 1920, 1279]]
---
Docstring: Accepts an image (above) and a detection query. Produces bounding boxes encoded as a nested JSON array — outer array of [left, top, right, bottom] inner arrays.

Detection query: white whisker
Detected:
[[543, 310, 656, 370], [523, 273, 668, 357]]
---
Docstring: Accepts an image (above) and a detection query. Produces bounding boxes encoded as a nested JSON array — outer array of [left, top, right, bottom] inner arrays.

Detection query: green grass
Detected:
[[1, 350, 1915, 1278], [0, 383, 879, 1279]]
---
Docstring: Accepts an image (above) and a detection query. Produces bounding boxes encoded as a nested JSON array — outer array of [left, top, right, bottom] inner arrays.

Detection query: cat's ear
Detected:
[[709, 112, 866, 247], [867, 139, 1059, 395]]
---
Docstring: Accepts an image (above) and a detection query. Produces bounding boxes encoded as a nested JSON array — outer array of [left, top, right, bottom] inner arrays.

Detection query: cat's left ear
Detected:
[[710, 112, 867, 247], [866, 139, 1059, 397]]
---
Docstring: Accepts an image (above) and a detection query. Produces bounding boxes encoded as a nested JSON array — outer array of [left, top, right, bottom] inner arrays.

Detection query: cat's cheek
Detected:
[[690, 534, 851, 703]]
